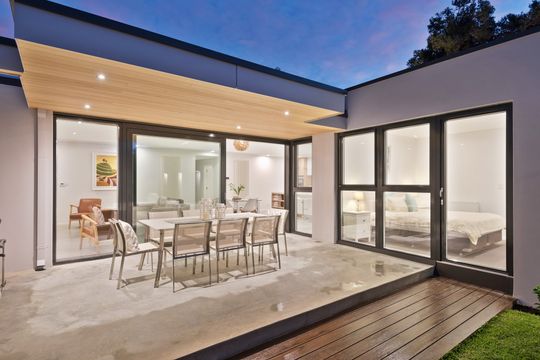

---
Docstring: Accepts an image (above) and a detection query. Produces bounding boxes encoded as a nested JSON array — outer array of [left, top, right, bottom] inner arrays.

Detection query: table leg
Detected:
[[154, 230, 165, 288]]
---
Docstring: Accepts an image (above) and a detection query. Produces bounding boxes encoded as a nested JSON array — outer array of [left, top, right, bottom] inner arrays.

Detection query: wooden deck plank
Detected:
[[412, 296, 513, 360], [302, 286, 475, 359], [282, 283, 466, 359], [353, 291, 499, 359], [242, 278, 445, 360], [240, 278, 512, 360], [384, 292, 503, 360]]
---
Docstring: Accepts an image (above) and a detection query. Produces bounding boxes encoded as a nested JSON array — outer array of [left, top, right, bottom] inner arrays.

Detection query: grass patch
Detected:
[[443, 309, 540, 360]]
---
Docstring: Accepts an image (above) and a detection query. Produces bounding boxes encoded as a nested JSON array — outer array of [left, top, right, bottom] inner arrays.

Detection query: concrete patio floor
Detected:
[[0, 234, 432, 360]]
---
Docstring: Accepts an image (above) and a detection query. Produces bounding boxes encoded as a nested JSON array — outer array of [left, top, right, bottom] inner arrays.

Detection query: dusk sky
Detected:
[[0, 0, 532, 88]]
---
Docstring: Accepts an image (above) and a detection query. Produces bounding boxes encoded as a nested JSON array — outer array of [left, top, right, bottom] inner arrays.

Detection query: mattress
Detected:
[[383, 210, 505, 245]]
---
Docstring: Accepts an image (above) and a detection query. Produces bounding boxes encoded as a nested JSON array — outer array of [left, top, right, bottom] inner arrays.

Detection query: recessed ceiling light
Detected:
[[77, 120, 82, 124], [210, 150, 216, 153], [284, 110, 290, 116], [97, 73, 106, 80], [72, 131, 77, 135], [265, 154, 270, 157], [236, 125, 242, 130], [84, 104, 91, 109], [209, 133, 215, 137]]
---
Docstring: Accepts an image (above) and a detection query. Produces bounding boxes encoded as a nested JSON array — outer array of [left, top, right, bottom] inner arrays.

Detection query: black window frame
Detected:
[[291, 137, 313, 236], [336, 103, 513, 276]]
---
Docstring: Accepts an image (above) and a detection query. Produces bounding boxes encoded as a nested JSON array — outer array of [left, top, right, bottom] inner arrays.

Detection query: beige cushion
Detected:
[[92, 206, 105, 225], [118, 220, 139, 251]]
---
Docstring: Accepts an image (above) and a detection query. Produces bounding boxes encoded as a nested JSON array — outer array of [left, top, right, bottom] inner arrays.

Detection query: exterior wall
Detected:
[[346, 31, 540, 306], [0, 83, 36, 272], [312, 132, 336, 243]]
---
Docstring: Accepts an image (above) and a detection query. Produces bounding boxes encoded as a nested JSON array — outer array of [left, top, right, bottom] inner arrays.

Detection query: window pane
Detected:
[[341, 191, 375, 246], [342, 132, 375, 184], [445, 112, 506, 271], [133, 135, 221, 237], [295, 192, 312, 234], [296, 143, 312, 187], [384, 192, 431, 257], [55, 118, 118, 262], [385, 124, 429, 185], [226, 139, 285, 213]]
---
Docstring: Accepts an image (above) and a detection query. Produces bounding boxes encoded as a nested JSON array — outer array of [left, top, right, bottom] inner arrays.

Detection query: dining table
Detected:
[[138, 212, 266, 287]]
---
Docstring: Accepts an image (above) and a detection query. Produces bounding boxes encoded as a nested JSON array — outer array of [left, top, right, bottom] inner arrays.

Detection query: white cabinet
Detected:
[[342, 211, 371, 243]]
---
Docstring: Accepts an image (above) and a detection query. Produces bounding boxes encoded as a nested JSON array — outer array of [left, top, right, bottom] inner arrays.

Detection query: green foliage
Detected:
[[408, 0, 540, 67], [534, 284, 540, 308], [443, 310, 540, 359], [229, 183, 245, 196]]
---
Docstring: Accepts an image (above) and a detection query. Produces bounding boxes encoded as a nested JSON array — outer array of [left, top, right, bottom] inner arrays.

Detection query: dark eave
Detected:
[[347, 24, 540, 92], [14, 0, 346, 94], [0, 36, 17, 47]]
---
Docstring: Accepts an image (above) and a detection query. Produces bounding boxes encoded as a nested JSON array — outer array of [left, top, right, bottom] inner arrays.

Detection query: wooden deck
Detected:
[[240, 278, 512, 360]]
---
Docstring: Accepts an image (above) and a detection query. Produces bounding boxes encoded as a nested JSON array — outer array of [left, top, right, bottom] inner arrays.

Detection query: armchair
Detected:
[[80, 209, 117, 250], [69, 198, 102, 228]]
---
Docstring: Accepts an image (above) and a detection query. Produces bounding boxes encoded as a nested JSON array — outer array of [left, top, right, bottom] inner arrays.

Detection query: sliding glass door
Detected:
[[292, 140, 313, 235], [443, 111, 509, 271], [130, 131, 223, 237], [337, 104, 512, 274]]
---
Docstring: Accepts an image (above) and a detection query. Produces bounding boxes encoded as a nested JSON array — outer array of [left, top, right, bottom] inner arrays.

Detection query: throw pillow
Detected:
[[92, 206, 105, 225], [118, 220, 139, 251]]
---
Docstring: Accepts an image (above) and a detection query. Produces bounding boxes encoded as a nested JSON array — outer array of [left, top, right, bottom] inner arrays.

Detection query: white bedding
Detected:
[[383, 210, 505, 245]]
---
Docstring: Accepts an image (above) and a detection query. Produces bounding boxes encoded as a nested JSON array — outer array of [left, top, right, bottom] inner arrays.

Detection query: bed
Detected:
[[381, 196, 505, 256], [383, 209, 505, 255]]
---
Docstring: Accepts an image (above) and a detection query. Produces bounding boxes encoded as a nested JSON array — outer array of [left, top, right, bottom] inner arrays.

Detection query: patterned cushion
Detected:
[[92, 206, 105, 225], [118, 220, 139, 251]]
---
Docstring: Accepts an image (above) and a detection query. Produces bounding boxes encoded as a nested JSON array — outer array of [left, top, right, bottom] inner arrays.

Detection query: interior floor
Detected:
[[56, 223, 114, 262], [1, 234, 431, 360]]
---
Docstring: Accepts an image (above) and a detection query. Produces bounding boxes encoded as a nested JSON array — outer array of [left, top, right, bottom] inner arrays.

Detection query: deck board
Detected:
[[240, 278, 512, 360]]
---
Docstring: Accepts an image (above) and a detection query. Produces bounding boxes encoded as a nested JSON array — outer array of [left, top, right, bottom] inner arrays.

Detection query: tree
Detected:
[[408, 0, 540, 67], [497, 0, 540, 36]]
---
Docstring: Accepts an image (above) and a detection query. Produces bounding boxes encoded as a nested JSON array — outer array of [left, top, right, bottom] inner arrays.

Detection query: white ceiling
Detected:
[[226, 139, 285, 157], [56, 118, 118, 144]]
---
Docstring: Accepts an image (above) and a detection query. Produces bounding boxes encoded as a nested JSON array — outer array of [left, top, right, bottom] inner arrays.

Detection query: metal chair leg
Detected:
[[244, 248, 249, 275], [284, 233, 288, 256], [116, 254, 126, 289], [226, 251, 229, 267], [109, 250, 117, 280], [151, 252, 154, 272], [276, 242, 281, 269], [201, 254, 205, 273], [192, 256, 196, 275], [138, 253, 145, 271], [217, 251, 220, 283], [251, 245, 256, 274], [208, 253, 212, 286], [172, 256, 176, 293], [237, 249, 240, 266]]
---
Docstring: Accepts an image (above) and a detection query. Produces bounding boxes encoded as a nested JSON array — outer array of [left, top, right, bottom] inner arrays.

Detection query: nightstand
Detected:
[[342, 211, 371, 243]]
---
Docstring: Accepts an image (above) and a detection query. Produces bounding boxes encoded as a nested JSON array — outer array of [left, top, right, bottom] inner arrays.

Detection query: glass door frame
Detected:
[[336, 103, 513, 276], [440, 103, 513, 276], [291, 137, 313, 236], [53, 113, 292, 264]]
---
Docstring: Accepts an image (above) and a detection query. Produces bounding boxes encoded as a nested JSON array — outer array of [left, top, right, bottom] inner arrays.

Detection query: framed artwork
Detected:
[[93, 153, 118, 190]]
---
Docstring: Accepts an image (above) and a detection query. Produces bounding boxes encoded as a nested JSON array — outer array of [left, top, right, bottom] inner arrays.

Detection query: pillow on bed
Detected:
[[386, 197, 409, 212], [405, 194, 418, 212]]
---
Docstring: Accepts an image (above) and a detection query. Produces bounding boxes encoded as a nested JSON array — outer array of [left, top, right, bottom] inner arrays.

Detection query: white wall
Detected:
[[0, 84, 36, 272], [226, 153, 284, 211], [312, 132, 336, 243], [136, 147, 220, 207], [56, 141, 118, 224], [346, 31, 540, 306], [447, 128, 506, 216]]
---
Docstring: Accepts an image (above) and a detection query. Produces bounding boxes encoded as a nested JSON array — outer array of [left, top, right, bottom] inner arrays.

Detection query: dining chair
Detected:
[[109, 219, 159, 289], [272, 209, 290, 256], [145, 210, 182, 269], [240, 198, 258, 213], [165, 221, 212, 292], [211, 218, 248, 282], [246, 215, 281, 274]]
